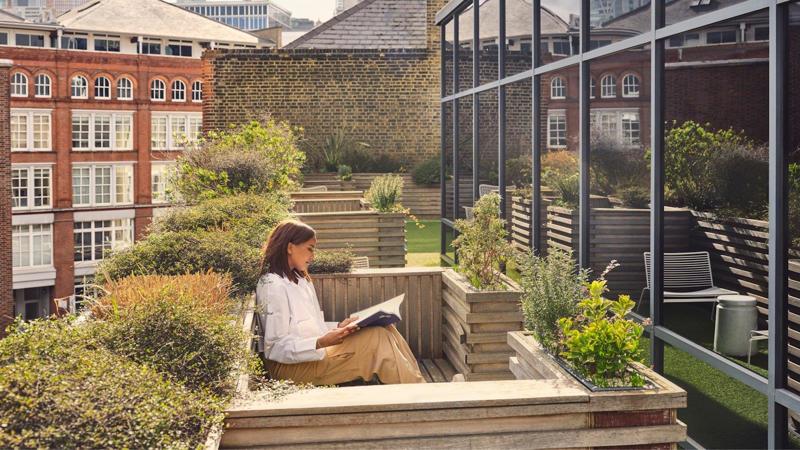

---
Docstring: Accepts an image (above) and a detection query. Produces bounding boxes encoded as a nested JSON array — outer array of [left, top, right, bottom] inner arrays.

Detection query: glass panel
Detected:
[[457, 2, 475, 92], [444, 101, 455, 222], [506, 0, 533, 75], [541, 65, 579, 259], [444, 224, 456, 262], [457, 95, 475, 218], [590, 0, 650, 46], [786, 3, 800, 398], [445, 20, 454, 97], [588, 45, 650, 307], [479, 0, 500, 85], [662, 11, 769, 372], [666, 0, 750, 28], [541, 0, 579, 62], [505, 78, 534, 251]]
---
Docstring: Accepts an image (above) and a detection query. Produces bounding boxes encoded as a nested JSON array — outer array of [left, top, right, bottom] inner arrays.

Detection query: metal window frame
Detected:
[[439, 0, 793, 445]]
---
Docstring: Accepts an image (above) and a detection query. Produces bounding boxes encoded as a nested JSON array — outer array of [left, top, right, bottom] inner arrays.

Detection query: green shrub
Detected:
[[590, 136, 649, 195], [308, 249, 355, 274], [452, 192, 515, 290], [664, 121, 768, 217], [790, 163, 800, 248], [516, 248, 589, 353], [97, 230, 261, 293], [154, 192, 290, 247], [412, 157, 440, 186], [0, 319, 222, 449], [618, 185, 650, 209], [94, 280, 251, 397], [176, 119, 305, 201], [367, 153, 403, 173], [558, 280, 646, 388], [321, 129, 356, 172], [337, 164, 353, 181], [506, 155, 532, 187], [544, 171, 580, 208], [365, 174, 404, 212]]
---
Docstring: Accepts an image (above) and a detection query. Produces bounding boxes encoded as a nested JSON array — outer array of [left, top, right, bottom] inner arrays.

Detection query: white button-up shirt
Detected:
[[256, 273, 338, 364]]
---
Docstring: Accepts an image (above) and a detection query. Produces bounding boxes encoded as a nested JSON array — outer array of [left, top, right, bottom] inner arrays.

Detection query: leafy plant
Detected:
[[337, 164, 353, 181], [308, 249, 355, 274], [590, 136, 649, 196], [506, 155, 532, 187], [545, 171, 580, 208], [365, 174, 404, 212], [516, 248, 590, 353], [790, 163, 800, 248], [452, 192, 515, 290], [176, 119, 305, 202], [412, 157, 440, 186], [321, 129, 353, 172], [618, 185, 650, 209], [557, 280, 646, 388]]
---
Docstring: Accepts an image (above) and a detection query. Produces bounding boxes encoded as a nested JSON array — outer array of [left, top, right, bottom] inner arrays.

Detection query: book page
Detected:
[[350, 294, 404, 324]]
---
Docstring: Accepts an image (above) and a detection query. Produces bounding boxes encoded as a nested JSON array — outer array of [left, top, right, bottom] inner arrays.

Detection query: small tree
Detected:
[[452, 192, 515, 290]]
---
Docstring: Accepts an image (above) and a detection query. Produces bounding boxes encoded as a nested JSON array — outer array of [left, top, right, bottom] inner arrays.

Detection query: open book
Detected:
[[349, 294, 404, 328]]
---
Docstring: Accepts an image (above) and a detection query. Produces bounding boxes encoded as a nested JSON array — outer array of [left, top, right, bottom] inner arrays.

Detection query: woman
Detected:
[[256, 219, 424, 385]]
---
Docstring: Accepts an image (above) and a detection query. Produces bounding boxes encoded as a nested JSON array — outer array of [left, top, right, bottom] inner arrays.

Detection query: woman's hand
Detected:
[[316, 323, 359, 349], [338, 316, 359, 328]]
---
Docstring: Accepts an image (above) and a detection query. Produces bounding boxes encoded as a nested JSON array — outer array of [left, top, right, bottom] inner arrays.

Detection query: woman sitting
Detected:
[[256, 219, 425, 385]]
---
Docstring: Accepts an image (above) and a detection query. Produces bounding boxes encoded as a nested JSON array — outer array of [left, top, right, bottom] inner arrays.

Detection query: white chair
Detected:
[[639, 251, 738, 315], [748, 329, 769, 364], [300, 185, 328, 192], [463, 206, 474, 220], [351, 256, 370, 269], [479, 184, 499, 197]]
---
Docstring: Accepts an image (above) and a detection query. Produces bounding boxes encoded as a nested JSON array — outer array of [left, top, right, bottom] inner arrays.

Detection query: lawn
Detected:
[[406, 220, 441, 267]]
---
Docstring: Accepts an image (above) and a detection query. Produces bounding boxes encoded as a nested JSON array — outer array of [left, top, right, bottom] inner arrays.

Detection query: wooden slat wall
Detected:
[[546, 206, 693, 296], [311, 268, 444, 359], [511, 196, 549, 253], [302, 173, 441, 219], [296, 211, 406, 268], [291, 198, 365, 214]]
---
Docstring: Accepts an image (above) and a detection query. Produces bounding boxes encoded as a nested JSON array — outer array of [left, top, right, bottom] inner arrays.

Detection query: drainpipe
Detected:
[[56, 28, 62, 49], [740, 22, 746, 43]]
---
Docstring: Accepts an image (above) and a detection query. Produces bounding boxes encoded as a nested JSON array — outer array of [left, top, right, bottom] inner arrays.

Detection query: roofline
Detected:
[[436, 0, 469, 25], [0, 9, 28, 22], [0, 20, 59, 31], [283, 0, 380, 49]]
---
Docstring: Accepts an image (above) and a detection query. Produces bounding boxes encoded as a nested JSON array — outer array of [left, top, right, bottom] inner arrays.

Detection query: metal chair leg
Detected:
[[637, 288, 648, 314]]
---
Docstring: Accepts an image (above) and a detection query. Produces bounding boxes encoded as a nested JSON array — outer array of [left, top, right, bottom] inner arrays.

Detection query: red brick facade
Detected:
[[2, 45, 203, 316], [0, 59, 12, 335]]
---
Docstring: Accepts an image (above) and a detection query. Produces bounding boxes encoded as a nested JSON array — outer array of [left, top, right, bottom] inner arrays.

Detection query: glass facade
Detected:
[[439, 0, 799, 447]]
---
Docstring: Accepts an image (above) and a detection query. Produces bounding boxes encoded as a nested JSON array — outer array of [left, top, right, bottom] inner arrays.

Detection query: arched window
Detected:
[[622, 74, 640, 98], [600, 74, 616, 98], [34, 74, 51, 98], [11, 72, 28, 97], [171, 80, 186, 102], [550, 76, 566, 99], [117, 77, 133, 100], [192, 80, 202, 102], [94, 76, 110, 99], [71, 75, 88, 99], [150, 79, 165, 101]]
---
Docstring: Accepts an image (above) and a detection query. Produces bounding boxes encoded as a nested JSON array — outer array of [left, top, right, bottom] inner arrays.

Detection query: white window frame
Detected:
[[94, 76, 111, 99], [15, 32, 45, 48], [192, 80, 202, 102], [34, 73, 51, 98], [117, 77, 133, 100], [547, 111, 567, 149], [71, 111, 135, 151], [590, 108, 641, 147], [590, 77, 596, 99], [151, 161, 177, 204], [11, 72, 27, 97], [171, 80, 186, 102], [151, 112, 203, 150], [550, 76, 566, 100], [150, 79, 166, 101], [73, 218, 133, 263], [11, 164, 52, 211], [622, 74, 640, 98], [71, 163, 135, 207], [12, 223, 52, 269], [11, 109, 52, 152], [600, 74, 616, 98], [71, 75, 88, 99]]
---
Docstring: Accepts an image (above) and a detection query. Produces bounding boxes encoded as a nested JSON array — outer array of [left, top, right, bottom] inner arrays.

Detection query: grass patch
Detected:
[[406, 220, 440, 253]]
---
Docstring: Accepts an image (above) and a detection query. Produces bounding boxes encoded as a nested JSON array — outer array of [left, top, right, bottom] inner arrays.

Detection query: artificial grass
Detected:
[[406, 220, 441, 253]]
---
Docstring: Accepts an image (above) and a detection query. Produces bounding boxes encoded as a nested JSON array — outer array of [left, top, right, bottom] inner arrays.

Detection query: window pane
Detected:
[[667, 0, 749, 28], [32, 114, 50, 150], [94, 167, 112, 204], [115, 115, 132, 149], [72, 167, 91, 205], [444, 20, 454, 97], [11, 168, 28, 208], [93, 115, 111, 149], [71, 114, 89, 149], [590, 0, 649, 46], [478, 0, 499, 86], [151, 116, 167, 149], [33, 168, 50, 207], [11, 114, 28, 150], [115, 166, 133, 204], [457, 2, 474, 92], [541, 0, 579, 63]]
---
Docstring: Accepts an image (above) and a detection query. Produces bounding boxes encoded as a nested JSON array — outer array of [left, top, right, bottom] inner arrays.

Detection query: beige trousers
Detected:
[[265, 325, 425, 385]]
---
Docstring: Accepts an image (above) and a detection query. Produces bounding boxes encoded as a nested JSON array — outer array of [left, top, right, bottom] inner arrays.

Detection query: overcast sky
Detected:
[[274, 0, 337, 22]]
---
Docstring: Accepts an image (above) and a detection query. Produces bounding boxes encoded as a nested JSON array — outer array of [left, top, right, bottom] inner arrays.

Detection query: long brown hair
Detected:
[[260, 219, 316, 284]]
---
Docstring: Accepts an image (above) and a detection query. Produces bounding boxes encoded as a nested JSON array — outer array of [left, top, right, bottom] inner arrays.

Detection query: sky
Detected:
[[273, 0, 337, 22]]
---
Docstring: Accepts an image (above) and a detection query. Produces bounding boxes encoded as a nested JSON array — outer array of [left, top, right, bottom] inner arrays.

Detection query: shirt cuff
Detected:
[[295, 336, 326, 361], [325, 321, 338, 330]]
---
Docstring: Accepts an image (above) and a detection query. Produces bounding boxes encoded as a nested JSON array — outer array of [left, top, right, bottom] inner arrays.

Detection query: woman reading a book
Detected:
[[256, 219, 424, 385]]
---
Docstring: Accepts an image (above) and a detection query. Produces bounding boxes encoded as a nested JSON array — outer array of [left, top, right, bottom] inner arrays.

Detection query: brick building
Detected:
[[1, 0, 259, 321], [203, 0, 448, 167], [1, 58, 11, 333]]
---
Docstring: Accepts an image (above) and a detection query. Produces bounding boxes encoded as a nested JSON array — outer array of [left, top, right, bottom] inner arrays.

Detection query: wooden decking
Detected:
[[418, 358, 457, 383]]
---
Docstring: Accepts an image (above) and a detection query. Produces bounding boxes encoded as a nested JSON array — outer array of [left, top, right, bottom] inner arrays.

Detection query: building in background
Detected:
[[0, 0, 89, 23], [0, 0, 259, 321], [176, 0, 291, 31], [334, 0, 364, 15]]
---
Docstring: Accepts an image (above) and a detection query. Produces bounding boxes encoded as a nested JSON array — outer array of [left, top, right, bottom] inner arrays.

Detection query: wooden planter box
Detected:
[[290, 191, 366, 214], [441, 268, 523, 381], [296, 211, 406, 268], [508, 331, 687, 448]]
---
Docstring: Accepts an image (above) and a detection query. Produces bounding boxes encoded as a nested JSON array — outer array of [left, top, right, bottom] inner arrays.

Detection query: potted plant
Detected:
[[442, 192, 522, 381]]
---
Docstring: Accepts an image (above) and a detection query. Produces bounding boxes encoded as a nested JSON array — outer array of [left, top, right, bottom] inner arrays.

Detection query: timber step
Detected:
[[418, 358, 458, 383]]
